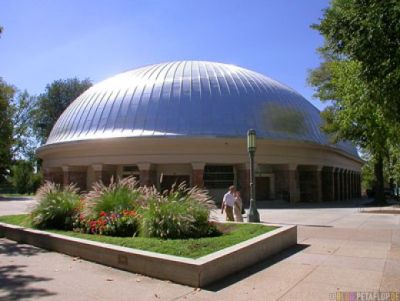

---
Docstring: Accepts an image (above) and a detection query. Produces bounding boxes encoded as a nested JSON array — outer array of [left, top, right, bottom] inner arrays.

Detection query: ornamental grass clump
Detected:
[[76, 177, 147, 237], [83, 176, 144, 218], [30, 181, 80, 230], [31, 179, 220, 240], [141, 183, 220, 239]]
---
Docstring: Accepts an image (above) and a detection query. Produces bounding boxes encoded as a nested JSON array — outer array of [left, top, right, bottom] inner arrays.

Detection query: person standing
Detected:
[[234, 191, 244, 222], [221, 185, 236, 221]]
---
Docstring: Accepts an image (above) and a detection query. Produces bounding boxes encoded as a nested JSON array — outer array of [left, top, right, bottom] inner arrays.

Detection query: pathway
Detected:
[[0, 198, 399, 300]]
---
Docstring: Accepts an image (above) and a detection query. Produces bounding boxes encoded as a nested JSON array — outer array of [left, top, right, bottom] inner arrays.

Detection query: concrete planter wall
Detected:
[[0, 222, 297, 287]]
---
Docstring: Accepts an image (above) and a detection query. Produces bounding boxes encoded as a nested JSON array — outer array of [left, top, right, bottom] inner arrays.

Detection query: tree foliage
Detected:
[[318, 61, 394, 154], [0, 78, 39, 189], [0, 79, 15, 183], [309, 0, 400, 203], [9, 160, 42, 194], [313, 0, 400, 123], [11, 91, 38, 161], [32, 78, 92, 144]]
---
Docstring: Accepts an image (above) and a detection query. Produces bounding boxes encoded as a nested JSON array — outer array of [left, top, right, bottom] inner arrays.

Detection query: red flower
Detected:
[[122, 210, 136, 217], [100, 211, 107, 217]]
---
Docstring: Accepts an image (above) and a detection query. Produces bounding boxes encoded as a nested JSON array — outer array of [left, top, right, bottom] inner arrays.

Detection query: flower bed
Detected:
[[0, 214, 275, 258], [0, 218, 296, 287], [29, 178, 219, 240]]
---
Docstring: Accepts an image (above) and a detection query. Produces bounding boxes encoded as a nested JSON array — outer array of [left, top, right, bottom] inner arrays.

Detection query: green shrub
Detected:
[[141, 183, 218, 239], [31, 182, 80, 230], [30, 173, 43, 193], [84, 177, 143, 218], [9, 161, 42, 194]]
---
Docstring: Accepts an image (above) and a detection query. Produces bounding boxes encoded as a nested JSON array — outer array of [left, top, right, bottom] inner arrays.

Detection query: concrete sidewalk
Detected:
[[0, 199, 399, 300]]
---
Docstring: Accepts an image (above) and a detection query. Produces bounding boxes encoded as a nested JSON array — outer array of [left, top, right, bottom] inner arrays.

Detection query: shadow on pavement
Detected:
[[204, 243, 309, 292], [0, 265, 55, 300], [0, 240, 47, 257]]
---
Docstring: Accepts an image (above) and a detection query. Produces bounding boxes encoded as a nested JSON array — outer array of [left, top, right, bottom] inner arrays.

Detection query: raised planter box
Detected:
[[0, 222, 297, 287]]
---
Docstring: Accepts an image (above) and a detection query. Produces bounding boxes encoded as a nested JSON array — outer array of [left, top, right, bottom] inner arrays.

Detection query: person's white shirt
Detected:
[[223, 192, 235, 207]]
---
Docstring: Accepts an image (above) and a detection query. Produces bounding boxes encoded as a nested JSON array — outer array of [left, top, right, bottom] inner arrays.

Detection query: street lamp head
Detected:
[[247, 129, 256, 151]]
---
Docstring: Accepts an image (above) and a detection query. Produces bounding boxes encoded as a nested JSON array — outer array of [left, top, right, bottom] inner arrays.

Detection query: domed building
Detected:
[[38, 61, 362, 203]]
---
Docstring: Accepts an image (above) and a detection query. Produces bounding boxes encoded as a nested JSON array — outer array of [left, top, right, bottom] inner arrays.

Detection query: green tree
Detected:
[[32, 78, 92, 144], [0, 79, 39, 187], [11, 91, 38, 161], [314, 0, 400, 123], [0, 79, 15, 183], [9, 160, 42, 194], [312, 60, 395, 203], [309, 0, 400, 204]]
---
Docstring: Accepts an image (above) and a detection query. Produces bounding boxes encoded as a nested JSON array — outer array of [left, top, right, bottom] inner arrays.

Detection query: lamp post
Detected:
[[247, 129, 260, 223]]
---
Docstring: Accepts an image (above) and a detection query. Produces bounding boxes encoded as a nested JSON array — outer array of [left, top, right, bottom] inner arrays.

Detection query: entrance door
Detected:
[[256, 177, 270, 200], [160, 175, 190, 192]]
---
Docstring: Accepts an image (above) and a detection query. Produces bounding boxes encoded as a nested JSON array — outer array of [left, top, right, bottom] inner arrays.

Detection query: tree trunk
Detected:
[[374, 155, 386, 204]]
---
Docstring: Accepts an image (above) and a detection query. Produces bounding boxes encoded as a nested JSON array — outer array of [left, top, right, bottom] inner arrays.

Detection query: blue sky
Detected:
[[0, 0, 329, 110]]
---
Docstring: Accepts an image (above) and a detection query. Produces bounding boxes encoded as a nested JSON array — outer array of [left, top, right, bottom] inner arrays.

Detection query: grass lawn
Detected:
[[0, 193, 33, 198], [0, 214, 276, 259]]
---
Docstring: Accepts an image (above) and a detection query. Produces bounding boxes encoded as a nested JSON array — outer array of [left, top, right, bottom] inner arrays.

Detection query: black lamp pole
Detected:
[[247, 129, 260, 223]]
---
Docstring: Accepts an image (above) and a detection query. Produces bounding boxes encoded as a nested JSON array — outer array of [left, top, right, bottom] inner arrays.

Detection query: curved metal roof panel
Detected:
[[46, 60, 358, 157]]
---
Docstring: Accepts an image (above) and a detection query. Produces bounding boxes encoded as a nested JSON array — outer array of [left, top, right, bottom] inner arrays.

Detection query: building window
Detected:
[[122, 165, 140, 181], [203, 165, 234, 189]]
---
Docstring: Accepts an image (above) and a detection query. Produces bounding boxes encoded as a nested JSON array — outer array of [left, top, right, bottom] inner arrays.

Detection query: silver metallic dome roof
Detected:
[[46, 60, 357, 157]]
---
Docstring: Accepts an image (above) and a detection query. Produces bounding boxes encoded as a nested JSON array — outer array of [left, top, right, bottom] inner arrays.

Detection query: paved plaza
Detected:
[[0, 198, 399, 300]]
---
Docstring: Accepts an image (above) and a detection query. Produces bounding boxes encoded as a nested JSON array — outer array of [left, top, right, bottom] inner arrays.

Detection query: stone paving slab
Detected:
[[321, 254, 386, 272], [380, 275, 400, 291], [1, 199, 399, 301], [278, 280, 359, 301], [0, 239, 194, 301], [302, 265, 383, 291]]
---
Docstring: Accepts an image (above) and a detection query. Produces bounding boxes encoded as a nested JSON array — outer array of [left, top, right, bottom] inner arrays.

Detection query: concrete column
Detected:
[[350, 171, 355, 198], [336, 169, 341, 200], [341, 170, 345, 200], [354, 173, 358, 197], [191, 163, 205, 188], [334, 168, 340, 200], [347, 170, 351, 200], [316, 166, 323, 202], [62, 165, 70, 187], [340, 169, 345, 200], [269, 175, 276, 199], [334, 168, 339, 201], [354, 172, 357, 197], [348, 171, 352, 198], [322, 167, 335, 202], [92, 164, 103, 183], [288, 164, 300, 203], [357, 172, 360, 197]]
